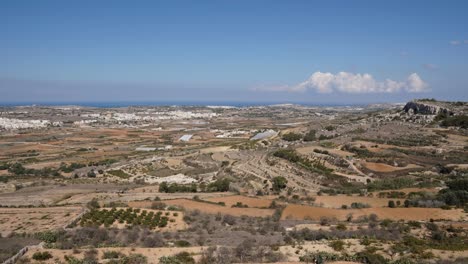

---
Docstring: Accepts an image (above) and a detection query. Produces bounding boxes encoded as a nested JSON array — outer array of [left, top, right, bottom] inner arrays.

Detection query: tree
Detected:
[[159, 182, 169, 193], [303, 129, 316, 142], [388, 200, 396, 208], [272, 176, 288, 192], [404, 199, 410, 208], [282, 132, 302, 142]]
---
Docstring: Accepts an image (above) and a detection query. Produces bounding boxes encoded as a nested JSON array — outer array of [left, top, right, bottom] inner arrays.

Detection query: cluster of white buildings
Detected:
[[0, 117, 62, 130], [77, 111, 218, 124], [211, 129, 250, 138]]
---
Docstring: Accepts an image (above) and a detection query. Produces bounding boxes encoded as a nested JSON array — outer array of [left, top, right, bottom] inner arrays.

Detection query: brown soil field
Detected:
[[314, 195, 404, 208], [205, 195, 274, 208], [362, 161, 421, 172], [23, 246, 204, 264], [0, 206, 82, 237], [129, 199, 275, 218], [281, 204, 466, 221]]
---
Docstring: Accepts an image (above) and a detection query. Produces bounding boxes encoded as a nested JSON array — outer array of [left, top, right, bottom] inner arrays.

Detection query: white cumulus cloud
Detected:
[[255, 71, 429, 94], [296, 72, 428, 93]]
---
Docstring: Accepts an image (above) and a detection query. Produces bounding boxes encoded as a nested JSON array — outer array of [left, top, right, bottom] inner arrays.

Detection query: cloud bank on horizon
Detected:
[[255, 72, 429, 94]]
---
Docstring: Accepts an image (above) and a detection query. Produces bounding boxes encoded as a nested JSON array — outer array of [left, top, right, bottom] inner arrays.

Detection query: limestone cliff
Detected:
[[403, 100, 453, 116]]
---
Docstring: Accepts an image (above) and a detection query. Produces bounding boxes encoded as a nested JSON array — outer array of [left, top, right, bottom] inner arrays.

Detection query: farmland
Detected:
[[0, 100, 466, 264]]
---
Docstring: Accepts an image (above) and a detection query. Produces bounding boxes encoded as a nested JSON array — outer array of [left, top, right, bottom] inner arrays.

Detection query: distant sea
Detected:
[[0, 101, 381, 108]]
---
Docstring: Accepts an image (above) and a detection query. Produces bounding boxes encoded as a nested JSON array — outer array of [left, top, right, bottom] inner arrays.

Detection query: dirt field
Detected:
[[314, 195, 404, 208], [281, 204, 466, 221], [0, 207, 82, 237], [205, 195, 274, 208], [362, 161, 421, 172], [129, 199, 275, 218]]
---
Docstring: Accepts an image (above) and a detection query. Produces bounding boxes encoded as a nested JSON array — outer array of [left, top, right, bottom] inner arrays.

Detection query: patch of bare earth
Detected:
[[281, 204, 466, 221], [129, 199, 275, 217]]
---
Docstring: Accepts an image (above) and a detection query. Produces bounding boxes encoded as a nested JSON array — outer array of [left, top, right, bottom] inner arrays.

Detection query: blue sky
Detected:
[[1, 0, 468, 104]]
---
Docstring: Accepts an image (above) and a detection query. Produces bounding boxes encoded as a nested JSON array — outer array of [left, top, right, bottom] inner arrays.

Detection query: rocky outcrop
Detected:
[[403, 101, 453, 116]]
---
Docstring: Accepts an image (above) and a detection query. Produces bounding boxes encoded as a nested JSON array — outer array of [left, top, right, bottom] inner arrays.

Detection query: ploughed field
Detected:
[[281, 204, 466, 221]]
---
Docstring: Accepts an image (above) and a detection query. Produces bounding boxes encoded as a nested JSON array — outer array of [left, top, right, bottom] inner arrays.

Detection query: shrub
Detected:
[[351, 202, 370, 209], [160, 252, 195, 264], [329, 240, 345, 251], [32, 251, 53, 261], [272, 176, 288, 192], [440, 115, 468, 129], [102, 251, 123, 259], [282, 132, 302, 142], [174, 240, 191, 247], [207, 178, 231, 192], [336, 223, 347, 231], [126, 253, 148, 264], [303, 130, 316, 141]]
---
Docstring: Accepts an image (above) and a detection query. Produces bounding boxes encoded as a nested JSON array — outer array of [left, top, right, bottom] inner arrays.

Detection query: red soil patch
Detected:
[[129, 199, 274, 218], [205, 195, 273, 208], [281, 204, 466, 221], [314, 195, 404, 208]]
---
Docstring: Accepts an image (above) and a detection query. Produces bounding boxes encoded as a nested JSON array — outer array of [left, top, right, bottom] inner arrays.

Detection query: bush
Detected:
[[32, 251, 53, 261], [440, 115, 468, 129], [329, 240, 345, 251], [102, 251, 123, 259], [303, 130, 316, 141], [282, 132, 302, 142], [159, 182, 197, 193], [126, 253, 148, 264], [174, 240, 191, 247], [272, 176, 288, 192], [159, 252, 195, 264], [351, 202, 370, 209], [206, 178, 231, 192]]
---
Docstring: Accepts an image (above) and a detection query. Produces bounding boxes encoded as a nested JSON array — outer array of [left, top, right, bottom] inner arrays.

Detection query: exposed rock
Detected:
[[403, 101, 453, 116]]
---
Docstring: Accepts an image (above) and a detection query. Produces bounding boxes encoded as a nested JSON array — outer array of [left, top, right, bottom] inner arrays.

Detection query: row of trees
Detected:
[[158, 178, 231, 193], [80, 207, 172, 229]]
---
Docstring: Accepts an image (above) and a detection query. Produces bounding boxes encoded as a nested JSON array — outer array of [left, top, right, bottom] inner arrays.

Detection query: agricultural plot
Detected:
[[80, 207, 186, 231], [130, 199, 275, 218], [0, 207, 82, 237], [204, 195, 274, 208], [281, 204, 467, 221], [314, 195, 404, 208]]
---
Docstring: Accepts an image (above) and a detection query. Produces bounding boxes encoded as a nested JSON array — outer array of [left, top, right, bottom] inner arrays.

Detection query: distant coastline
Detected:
[[0, 101, 397, 108]]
